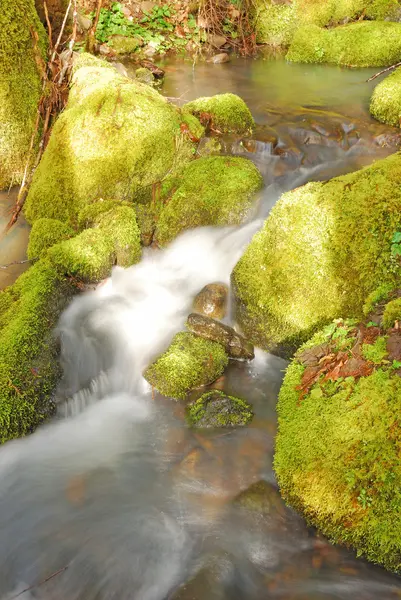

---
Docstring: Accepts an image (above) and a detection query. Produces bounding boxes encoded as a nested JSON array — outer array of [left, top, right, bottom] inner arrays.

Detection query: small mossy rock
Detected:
[[48, 205, 141, 281], [0, 260, 72, 443], [370, 67, 401, 127], [24, 54, 201, 223], [232, 152, 401, 357], [108, 35, 141, 54], [275, 305, 401, 572], [193, 283, 229, 320], [0, 0, 47, 189], [27, 218, 75, 260], [154, 156, 263, 247], [286, 21, 401, 67], [187, 390, 253, 428], [144, 332, 229, 399], [135, 67, 155, 85], [183, 94, 255, 135], [233, 480, 287, 520], [186, 313, 254, 360]]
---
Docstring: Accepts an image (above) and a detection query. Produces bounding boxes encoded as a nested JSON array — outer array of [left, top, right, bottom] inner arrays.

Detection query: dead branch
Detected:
[[366, 61, 401, 82], [87, 0, 103, 52], [43, 1, 53, 47], [9, 565, 69, 599], [0, 258, 37, 270]]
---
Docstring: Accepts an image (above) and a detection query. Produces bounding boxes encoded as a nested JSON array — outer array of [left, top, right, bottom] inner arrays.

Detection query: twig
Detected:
[[52, 0, 72, 61], [9, 565, 69, 599], [366, 61, 401, 82], [0, 258, 37, 270], [43, 1, 53, 47]]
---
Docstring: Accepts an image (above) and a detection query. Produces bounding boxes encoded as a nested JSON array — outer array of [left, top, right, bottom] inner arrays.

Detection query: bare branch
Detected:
[[366, 61, 401, 83]]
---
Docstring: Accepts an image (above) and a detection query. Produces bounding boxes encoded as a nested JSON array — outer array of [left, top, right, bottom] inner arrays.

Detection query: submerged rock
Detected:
[[286, 21, 401, 67], [186, 390, 253, 428], [370, 66, 401, 128], [24, 53, 201, 224], [183, 93, 255, 135], [144, 332, 229, 399], [275, 294, 401, 572], [135, 67, 155, 85], [186, 313, 254, 360], [0, 260, 73, 443], [0, 0, 47, 189], [193, 283, 229, 320], [232, 152, 401, 356], [154, 156, 263, 247]]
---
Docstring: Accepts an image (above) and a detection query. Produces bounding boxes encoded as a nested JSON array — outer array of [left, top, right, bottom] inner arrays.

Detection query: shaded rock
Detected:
[[233, 480, 286, 520], [208, 53, 230, 64], [207, 33, 227, 48], [186, 313, 254, 360], [170, 552, 234, 600], [144, 332, 229, 399], [135, 67, 154, 85], [387, 331, 401, 361], [140, 60, 165, 79], [187, 390, 253, 428], [193, 283, 229, 320], [113, 62, 129, 78]]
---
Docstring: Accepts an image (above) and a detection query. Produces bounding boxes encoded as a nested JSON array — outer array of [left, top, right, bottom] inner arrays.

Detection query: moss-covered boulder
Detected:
[[187, 390, 253, 428], [154, 156, 263, 247], [254, 1, 297, 47], [286, 21, 401, 67], [0, 0, 47, 189], [183, 94, 255, 135], [24, 54, 201, 224], [232, 153, 401, 356], [0, 260, 72, 443], [108, 35, 141, 55], [370, 67, 401, 127], [144, 332, 229, 399], [48, 205, 141, 282], [275, 305, 401, 571], [27, 218, 74, 259]]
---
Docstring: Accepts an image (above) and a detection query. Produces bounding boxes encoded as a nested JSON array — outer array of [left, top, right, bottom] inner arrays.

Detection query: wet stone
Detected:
[[186, 313, 254, 360], [193, 283, 229, 320], [187, 390, 253, 428], [208, 53, 230, 64]]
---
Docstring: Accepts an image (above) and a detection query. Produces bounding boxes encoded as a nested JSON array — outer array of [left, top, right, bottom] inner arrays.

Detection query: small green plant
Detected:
[[357, 488, 373, 509], [391, 231, 401, 258], [141, 5, 174, 31]]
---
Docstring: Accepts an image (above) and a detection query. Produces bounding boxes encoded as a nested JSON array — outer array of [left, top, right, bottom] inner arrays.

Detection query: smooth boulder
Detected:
[[186, 313, 255, 360]]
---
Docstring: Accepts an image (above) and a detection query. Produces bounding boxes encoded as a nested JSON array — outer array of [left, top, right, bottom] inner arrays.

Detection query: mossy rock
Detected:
[[183, 94, 255, 135], [0, 260, 73, 443], [254, 0, 297, 47], [154, 156, 263, 247], [135, 67, 155, 85], [27, 218, 75, 259], [48, 204, 141, 282], [232, 152, 401, 357], [370, 67, 401, 127], [275, 308, 401, 571], [187, 390, 253, 428], [286, 21, 401, 67], [108, 35, 141, 54], [0, 0, 47, 189], [24, 54, 202, 224], [144, 332, 229, 400]]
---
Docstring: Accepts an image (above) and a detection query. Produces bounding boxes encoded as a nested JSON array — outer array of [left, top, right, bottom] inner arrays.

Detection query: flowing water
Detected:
[[1, 58, 401, 599]]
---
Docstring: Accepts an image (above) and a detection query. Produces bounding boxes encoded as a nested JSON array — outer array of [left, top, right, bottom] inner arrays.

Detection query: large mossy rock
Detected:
[[286, 21, 401, 67], [232, 153, 401, 356], [370, 67, 401, 127], [144, 332, 229, 399], [183, 94, 255, 135], [154, 156, 263, 247], [275, 304, 401, 571], [0, 0, 47, 189], [0, 260, 72, 443], [24, 54, 202, 224]]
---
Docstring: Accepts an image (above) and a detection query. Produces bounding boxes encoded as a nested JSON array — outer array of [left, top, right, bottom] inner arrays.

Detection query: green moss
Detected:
[[96, 205, 141, 266], [187, 390, 253, 428], [133, 203, 156, 246], [27, 218, 75, 259], [144, 332, 229, 399], [363, 283, 394, 315], [365, 0, 400, 20], [0, 260, 72, 443], [108, 34, 141, 54], [370, 67, 401, 127], [275, 329, 401, 571], [286, 21, 401, 67], [24, 54, 199, 223], [254, 1, 297, 47], [383, 297, 401, 328], [232, 153, 401, 356], [180, 110, 205, 140], [362, 336, 389, 363], [183, 94, 255, 135], [0, 0, 47, 189], [154, 156, 263, 247], [135, 67, 155, 85]]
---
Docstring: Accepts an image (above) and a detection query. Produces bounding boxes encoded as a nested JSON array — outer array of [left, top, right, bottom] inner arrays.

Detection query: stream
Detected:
[[1, 58, 401, 599]]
